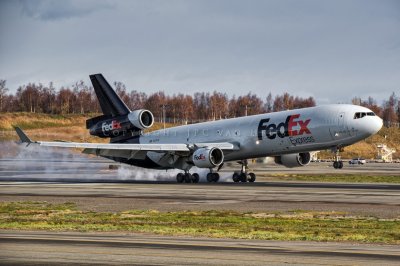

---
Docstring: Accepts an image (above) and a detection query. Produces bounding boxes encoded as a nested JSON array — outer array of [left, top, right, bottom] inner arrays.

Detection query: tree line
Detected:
[[0, 79, 399, 126]]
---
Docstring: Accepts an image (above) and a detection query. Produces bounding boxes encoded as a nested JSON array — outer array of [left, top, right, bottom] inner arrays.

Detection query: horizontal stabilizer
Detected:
[[14, 127, 33, 143]]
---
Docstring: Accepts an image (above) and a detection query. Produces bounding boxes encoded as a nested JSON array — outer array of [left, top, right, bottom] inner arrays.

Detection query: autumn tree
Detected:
[[273, 93, 315, 111], [361, 96, 382, 117], [0, 79, 8, 112], [57, 87, 75, 114], [72, 81, 92, 114], [40, 82, 57, 113], [209, 91, 228, 120], [193, 92, 210, 121], [382, 92, 398, 126], [16, 83, 41, 113], [144, 91, 167, 121], [128, 90, 147, 110], [265, 92, 273, 113], [114, 81, 130, 109]]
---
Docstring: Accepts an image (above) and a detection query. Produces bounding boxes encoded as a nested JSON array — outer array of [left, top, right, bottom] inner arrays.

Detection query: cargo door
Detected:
[[329, 112, 346, 140]]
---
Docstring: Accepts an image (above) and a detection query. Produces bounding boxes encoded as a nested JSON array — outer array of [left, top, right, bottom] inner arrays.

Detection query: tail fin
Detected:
[[89, 74, 131, 117]]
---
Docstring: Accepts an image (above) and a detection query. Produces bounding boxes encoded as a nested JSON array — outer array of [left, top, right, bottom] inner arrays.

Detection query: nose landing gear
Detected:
[[232, 159, 256, 182], [332, 147, 344, 169]]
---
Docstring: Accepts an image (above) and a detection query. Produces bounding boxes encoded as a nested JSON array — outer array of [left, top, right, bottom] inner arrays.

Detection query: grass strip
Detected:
[[268, 174, 400, 184], [0, 201, 399, 244]]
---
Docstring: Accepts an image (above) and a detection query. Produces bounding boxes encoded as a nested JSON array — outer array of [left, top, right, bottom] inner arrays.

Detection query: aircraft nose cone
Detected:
[[370, 116, 383, 135]]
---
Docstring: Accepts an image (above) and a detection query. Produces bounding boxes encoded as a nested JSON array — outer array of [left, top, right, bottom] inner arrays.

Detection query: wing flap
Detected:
[[193, 142, 240, 150], [37, 141, 190, 151], [82, 148, 148, 160]]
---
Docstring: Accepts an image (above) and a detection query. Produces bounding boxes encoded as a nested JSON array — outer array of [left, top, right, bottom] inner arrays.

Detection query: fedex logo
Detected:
[[102, 120, 122, 133], [257, 114, 311, 140], [193, 154, 206, 161]]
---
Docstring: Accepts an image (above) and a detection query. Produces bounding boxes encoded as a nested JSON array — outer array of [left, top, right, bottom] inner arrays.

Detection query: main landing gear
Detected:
[[176, 172, 200, 183], [176, 170, 220, 183], [232, 159, 256, 183], [206, 171, 220, 182], [332, 147, 344, 169]]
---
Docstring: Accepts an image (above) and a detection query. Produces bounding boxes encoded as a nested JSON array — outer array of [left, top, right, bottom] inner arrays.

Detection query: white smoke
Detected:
[[117, 165, 233, 182], [116, 165, 180, 181], [0, 141, 105, 181], [1, 141, 234, 182]]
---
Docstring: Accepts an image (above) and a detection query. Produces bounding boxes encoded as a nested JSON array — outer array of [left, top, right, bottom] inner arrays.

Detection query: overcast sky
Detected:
[[0, 0, 399, 104]]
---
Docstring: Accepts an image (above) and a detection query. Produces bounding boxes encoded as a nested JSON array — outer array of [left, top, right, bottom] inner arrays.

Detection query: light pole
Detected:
[[241, 104, 255, 116], [160, 104, 171, 130]]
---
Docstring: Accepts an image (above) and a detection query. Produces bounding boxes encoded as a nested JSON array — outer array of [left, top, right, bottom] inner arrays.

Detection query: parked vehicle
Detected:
[[349, 158, 366, 165]]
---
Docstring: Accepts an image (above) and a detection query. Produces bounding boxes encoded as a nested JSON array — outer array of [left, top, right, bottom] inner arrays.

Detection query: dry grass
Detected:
[[0, 112, 90, 131], [1, 201, 399, 244]]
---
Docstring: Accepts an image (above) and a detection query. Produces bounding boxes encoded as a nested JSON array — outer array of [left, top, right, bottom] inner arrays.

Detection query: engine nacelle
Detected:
[[128, 109, 154, 130], [274, 152, 311, 168], [88, 109, 154, 138], [192, 147, 224, 168]]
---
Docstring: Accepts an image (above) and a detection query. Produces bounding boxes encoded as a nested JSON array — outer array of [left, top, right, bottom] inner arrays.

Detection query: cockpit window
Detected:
[[354, 112, 375, 119]]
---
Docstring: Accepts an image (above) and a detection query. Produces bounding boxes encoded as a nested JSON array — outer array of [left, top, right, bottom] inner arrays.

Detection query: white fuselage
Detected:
[[137, 104, 382, 170]]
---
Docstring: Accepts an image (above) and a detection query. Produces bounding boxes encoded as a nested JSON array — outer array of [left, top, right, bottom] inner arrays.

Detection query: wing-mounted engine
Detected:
[[87, 109, 154, 138], [274, 152, 311, 168], [192, 147, 224, 168]]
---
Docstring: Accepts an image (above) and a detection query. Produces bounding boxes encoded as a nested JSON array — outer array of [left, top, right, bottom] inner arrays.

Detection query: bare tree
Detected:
[[0, 79, 8, 112], [265, 92, 273, 113], [382, 92, 398, 126]]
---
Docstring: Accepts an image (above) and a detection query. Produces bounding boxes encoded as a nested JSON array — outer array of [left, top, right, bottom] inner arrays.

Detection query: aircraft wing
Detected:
[[15, 127, 238, 160]]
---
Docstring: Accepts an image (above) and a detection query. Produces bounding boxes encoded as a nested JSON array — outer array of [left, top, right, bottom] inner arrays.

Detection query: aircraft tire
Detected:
[[184, 173, 192, 183], [333, 161, 338, 169], [338, 161, 343, 169], [248, 172, 256, 182], [207, 173, 213, 182], [176, 173, 184, 183], [212, 173, 220, 182], [192, 173, 200, 183], [232, 173, 240, 182]]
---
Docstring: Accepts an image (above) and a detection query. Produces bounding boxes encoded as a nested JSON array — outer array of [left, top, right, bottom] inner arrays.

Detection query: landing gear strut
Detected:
[[176, 172, 200, 183], [332, 147, 344, 169], [232, 160, 256, 183]]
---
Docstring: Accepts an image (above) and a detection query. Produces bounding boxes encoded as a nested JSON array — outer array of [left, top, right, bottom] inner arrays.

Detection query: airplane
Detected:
[[15, 74, 383, 183]]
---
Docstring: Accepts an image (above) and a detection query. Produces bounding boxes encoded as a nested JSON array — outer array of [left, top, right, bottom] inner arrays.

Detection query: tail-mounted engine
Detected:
[[87, 109, 154, 138], [192, 147, 224, 168], [274, 152, 311, 168]]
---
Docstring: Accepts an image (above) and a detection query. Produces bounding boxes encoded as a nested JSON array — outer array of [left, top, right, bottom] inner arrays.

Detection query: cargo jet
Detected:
[[15, 74, 383, 183]]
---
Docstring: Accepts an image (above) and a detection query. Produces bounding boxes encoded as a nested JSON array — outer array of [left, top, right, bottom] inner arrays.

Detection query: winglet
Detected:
[[14, 127, 33, 143]]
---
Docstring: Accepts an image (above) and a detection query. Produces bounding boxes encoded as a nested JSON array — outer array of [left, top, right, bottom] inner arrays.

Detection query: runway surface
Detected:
[[1, 231, 399, 265], [1, 156, 400, 217], [1, 155, 400, 265]]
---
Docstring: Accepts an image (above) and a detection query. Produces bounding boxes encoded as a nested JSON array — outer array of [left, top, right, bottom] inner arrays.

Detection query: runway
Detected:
[[1, 156, 400, 265], [1, 156, 400, 217], [1, 231, 399, 265]]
